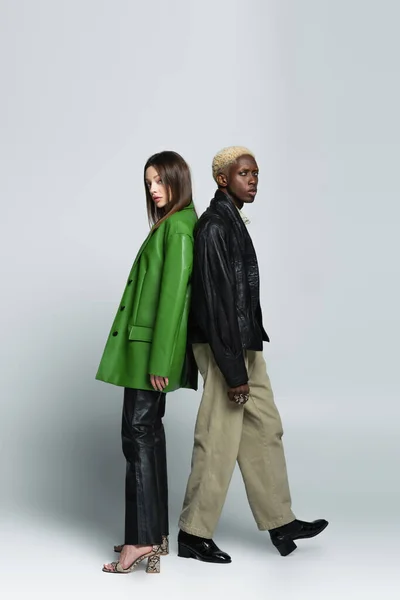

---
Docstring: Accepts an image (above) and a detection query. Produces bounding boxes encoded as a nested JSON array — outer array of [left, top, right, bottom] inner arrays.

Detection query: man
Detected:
[[177, 146, 328, 563]]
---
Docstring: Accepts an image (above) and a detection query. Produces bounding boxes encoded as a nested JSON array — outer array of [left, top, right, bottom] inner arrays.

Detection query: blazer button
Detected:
[[127, 279, 132, 285], [120, 306, 125, 311], [112, 331, 118, 337]]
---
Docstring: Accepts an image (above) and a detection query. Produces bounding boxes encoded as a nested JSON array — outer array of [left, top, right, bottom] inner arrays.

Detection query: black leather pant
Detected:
[[122, 388, 168, 545]]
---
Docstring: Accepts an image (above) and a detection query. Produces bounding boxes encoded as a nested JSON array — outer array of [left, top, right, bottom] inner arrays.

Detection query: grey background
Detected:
[[1, 0, 399, 597]]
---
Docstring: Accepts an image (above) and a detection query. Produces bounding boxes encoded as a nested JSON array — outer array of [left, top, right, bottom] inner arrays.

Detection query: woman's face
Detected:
[[145, 166, 170, 208]]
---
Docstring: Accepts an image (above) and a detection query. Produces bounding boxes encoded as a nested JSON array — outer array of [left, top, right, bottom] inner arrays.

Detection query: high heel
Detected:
[[177, 542, 194, 559], [274, 537, 297, 557], [102, 544, 162, 574], [146, 554, 160, 574], [114, 535, 169, 555]]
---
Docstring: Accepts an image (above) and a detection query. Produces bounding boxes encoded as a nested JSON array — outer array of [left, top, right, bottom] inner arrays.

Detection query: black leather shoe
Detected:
[[178, 530, 232, 563], [269, 519, 329, 557]]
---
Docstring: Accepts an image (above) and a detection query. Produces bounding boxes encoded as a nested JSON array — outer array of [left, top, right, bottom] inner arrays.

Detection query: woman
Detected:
[[96, 151, 198, 574]]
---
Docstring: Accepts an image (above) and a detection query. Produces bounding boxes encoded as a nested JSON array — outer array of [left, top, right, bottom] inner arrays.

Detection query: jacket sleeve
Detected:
[[195, 223, 248, 388], [149, 232, 193, 377]]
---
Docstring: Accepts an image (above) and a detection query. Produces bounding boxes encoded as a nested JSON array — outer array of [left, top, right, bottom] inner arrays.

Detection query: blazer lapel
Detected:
[[128, 201, 194, 276], [128, 229, 154, 275]]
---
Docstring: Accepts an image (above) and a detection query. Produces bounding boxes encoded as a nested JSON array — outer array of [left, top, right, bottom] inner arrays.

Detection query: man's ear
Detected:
[[216, 172, 228, 187]]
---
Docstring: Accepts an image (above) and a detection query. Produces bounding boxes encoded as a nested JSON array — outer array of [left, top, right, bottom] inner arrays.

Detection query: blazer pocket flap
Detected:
[[129, 325, 153, 342]]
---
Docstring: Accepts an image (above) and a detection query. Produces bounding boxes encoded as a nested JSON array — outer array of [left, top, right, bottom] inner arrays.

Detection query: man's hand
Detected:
[[227, 383, 250, 405], [150, 375, 169, 392]]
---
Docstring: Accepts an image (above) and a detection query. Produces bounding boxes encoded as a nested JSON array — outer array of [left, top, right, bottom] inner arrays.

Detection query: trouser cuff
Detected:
[[257, 512, 296, 531], [178, 519, 213, 539]]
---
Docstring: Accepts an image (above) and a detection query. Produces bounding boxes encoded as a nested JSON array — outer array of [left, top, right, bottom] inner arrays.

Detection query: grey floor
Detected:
[[0, 511, 398, 600], [1, 393, 399, 599]]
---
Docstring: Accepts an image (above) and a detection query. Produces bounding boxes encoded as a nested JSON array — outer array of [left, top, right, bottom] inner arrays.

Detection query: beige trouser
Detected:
[[179, 344, 295, 538]]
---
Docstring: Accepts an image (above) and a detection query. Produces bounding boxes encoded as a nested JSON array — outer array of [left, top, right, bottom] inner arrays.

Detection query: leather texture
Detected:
[[269, 518, 329, 549], [177, 530, 232, 563], [96, 203, 198, 392], [189, 190, 269, 388], [122, 388, 168, 545]]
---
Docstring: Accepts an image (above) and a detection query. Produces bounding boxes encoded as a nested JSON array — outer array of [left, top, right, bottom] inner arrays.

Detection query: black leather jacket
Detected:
[[189, 190, 269, 387]]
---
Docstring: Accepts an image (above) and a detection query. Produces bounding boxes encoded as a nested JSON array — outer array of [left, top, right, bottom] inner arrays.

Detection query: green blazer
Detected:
[[96, 203, 198, 392]]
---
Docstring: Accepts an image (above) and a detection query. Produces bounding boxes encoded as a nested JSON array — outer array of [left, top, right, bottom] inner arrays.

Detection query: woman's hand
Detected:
[[150, 375, 169, 392]]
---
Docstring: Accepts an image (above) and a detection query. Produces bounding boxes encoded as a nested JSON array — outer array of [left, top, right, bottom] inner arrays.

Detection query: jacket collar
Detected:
[[212, 189, 244, 223], [129, 201, 194, 275], [213, 189, 245, 213], [213, 190, 250, 223], [210, 189, 254, 245], [183, 200, 195, 210], [214, 189, 232, 204]]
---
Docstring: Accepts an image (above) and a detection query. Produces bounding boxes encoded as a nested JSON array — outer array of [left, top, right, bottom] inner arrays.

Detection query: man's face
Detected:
[[221, 155, 259, 206]]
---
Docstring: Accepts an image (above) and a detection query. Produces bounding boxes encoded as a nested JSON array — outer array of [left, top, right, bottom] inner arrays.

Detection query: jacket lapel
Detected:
[[129, 230, 154, 274], [212, 191, 248, 242], [129, 201, 194, 275]]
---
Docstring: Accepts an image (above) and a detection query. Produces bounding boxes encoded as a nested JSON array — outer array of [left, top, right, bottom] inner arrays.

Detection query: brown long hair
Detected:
[[144, 151, 194, 230]]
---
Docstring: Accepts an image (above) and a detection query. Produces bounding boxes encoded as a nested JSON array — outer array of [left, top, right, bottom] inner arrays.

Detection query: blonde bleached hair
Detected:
[[212, 146, 255, 182]]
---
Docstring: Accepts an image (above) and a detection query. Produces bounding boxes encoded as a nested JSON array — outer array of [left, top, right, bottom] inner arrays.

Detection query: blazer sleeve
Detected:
[[195, 222, 248, 388], [148, 231, 193, 377]]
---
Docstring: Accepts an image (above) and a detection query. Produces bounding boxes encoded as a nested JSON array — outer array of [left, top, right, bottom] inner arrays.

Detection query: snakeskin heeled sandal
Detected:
[[102, 544, 161, 575], [114, 535, 169, 556]]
